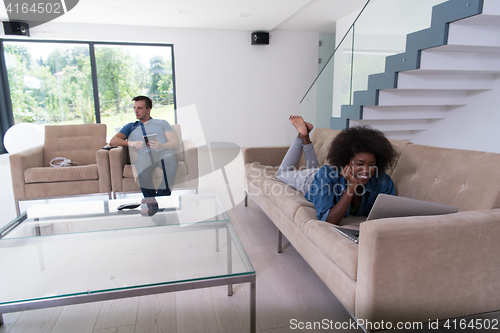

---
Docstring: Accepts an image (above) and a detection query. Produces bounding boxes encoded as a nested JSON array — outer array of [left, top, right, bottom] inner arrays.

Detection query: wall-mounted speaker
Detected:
[[251, 32, 269, 45], [3, 21, 30, 36]]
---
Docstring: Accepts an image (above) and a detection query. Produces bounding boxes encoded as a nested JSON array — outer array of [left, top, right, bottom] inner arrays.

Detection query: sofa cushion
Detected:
[[293, 205, 317, 236], [123, 161, 188, 178], [25, 181, 101, 198], [391, 144, 500, 211], [25, 165, 99, 183], [305, 220, 359, 280], [43, 124, 106, 167], [386, 138, 412, 177], [245, 163, 278, 182], [261, 178, 304, 221], [293, 205, 364, 281]]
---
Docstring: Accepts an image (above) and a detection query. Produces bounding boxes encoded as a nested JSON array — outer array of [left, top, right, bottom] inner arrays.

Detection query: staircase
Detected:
[[332, 0, 500, 141]]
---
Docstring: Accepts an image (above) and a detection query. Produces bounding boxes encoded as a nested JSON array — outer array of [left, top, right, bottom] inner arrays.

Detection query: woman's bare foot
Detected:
[[289, 115, 309, 137]]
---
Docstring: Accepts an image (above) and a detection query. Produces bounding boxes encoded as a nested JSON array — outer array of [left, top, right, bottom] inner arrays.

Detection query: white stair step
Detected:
[[450, 15, 500, 27], [455, 14, 500, 26], [420, 48, 500, 72], [362, 105, 448, 120], [405, 68, 500, 75], [427, 44, 500, 53], [397, 72, 495, 90], [350, 119, 430, 132], [378, 89, 468, 106]]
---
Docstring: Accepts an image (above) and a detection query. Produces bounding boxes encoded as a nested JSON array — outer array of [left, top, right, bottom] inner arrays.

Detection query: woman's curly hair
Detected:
[[326, 125, 397, 174]]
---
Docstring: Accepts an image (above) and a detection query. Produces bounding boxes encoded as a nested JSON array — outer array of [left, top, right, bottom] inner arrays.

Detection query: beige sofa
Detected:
[[109, 124, 198, 197], [9, 124, 111, 215], [244, 127, 500, 330]]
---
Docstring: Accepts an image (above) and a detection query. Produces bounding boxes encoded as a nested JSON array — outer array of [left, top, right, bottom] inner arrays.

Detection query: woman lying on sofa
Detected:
[[276, 116, 397, 224]]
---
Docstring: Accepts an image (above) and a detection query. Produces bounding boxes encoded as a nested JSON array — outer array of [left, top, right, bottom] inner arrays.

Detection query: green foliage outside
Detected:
[[342, 51, 390, 105], [4, 43, 174, 129]]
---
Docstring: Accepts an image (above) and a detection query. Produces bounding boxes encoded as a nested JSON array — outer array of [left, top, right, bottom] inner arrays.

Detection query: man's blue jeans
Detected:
[[135, 150, 178, 197]]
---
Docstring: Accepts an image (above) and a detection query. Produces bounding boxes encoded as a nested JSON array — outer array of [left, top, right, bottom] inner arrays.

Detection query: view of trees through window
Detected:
[[3, 41, 175, 138]]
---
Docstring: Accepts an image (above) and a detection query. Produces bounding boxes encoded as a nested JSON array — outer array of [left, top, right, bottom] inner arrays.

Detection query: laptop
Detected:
[[366, 194, 459, 221], [335, 194, 459, 243], [334, 227, 360, 243]]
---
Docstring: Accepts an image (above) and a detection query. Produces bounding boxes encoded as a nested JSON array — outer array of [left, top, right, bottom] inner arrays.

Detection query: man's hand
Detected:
[[148, 140, 162, 150], [128, 141, 143, 150]]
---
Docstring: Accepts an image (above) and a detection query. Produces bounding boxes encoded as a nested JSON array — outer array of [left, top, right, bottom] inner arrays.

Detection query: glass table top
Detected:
[[0, 194, 254, 306]]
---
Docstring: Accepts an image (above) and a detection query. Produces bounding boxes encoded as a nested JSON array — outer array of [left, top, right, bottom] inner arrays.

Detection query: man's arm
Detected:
[[110, 132, 143, 150], [163, 131, 178, 150]]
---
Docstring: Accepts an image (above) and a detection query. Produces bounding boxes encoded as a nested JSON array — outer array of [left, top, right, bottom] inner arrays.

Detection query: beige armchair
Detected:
[[9, 124, 111, 215], [109, 124, 198, 198]]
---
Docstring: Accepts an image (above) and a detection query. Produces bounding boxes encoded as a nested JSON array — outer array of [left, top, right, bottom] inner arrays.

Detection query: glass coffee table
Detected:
[[0, 193, 256, 332]]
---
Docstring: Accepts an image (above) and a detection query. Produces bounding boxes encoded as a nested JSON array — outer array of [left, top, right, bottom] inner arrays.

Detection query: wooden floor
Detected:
[[0, 150, 360, 333]]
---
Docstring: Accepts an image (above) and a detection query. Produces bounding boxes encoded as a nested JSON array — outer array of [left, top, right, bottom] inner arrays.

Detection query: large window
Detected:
[[95, 44, 175, 137], [1, 40, 176, 138]]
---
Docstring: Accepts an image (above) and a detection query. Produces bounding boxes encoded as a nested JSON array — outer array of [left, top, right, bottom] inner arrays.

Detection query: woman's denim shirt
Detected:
[[304, 165, 395, 221]]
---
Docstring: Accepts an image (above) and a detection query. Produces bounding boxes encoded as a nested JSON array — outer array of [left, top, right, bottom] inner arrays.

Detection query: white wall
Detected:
[[411, 74, 500, 154], [26, 22, 319, 147]]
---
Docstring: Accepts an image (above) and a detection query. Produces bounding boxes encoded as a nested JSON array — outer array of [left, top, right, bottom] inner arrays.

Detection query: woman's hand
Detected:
[[326, 165, 358, 225], [341, 165, 358, 186]]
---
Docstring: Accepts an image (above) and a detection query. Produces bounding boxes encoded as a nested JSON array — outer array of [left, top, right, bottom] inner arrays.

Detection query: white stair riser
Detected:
[[383, 132, 413, 141], [378, 90, 468, 106], [483, 0, 500, 16], [397, 72, 495, 90], [362, 105, 448, 120], [420, 50, 500, 72], [351, 119, 430, 132], [448, 23, 500, 47]]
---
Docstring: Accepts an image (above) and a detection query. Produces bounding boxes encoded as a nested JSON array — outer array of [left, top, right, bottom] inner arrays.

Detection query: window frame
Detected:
[[0, 38, 177, 127]]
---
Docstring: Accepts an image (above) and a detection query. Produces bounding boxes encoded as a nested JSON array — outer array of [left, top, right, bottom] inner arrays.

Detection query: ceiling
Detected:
[[0, 0, 368, 33]]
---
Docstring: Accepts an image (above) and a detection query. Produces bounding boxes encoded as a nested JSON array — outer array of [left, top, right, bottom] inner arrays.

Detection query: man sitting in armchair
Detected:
[[110, 95, 178, 198]]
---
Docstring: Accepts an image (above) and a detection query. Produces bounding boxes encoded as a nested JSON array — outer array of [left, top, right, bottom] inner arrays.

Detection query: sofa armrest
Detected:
[[96, 149, 111, 194], [9, 145, 44, 201], [356, 209, 500, 325], [109, 146, 127, 193], [182, 139, 198, 184], [243, 146, 289, 167]]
